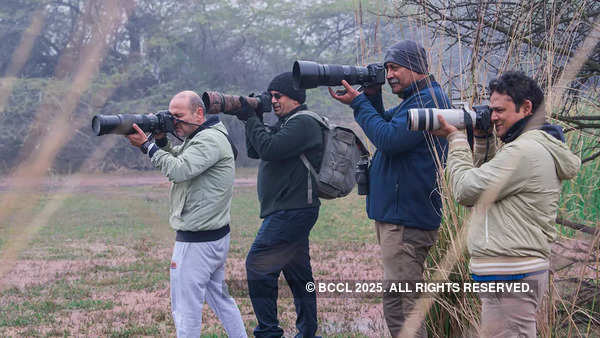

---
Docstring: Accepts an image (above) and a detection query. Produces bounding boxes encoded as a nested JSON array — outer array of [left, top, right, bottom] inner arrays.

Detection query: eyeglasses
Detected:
[[271, 93, 283, 100]]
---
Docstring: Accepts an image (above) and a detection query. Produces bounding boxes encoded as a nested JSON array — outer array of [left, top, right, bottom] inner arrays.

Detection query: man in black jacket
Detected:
[[237, 72, 324, 338]]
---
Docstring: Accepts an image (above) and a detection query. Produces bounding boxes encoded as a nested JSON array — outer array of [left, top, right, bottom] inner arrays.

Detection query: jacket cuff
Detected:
[[350, 93, 367, 109], [447, 131, 469, 151], [147, 143, 159, 158], [155, 137, 168, 148]]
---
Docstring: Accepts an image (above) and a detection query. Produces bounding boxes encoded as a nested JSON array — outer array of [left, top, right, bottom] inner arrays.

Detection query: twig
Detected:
[[582, 151, 600, 163], [556, 217, 600, 236]]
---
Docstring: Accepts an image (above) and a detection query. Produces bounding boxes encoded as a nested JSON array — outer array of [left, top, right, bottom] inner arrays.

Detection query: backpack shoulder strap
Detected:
[[289, 111, 326, 176], [212, 128, 238, 160], [283, 110, 328, 204], [284, 110, 330, 129]]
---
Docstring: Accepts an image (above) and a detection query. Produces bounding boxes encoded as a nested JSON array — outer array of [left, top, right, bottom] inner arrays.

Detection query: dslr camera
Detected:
[[355, 157, 370, 195], [293, 60, 385, 89]]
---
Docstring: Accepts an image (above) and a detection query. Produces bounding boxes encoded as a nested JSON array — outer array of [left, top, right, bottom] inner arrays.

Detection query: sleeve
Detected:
[[246, 134, 260, 159], [364, 91, 385, 115], [245, 114, 322, 161], [350, 94, 433, 155], [150, 133, 222, 183], [446, 131, 527, 207], [155, 137, 178, 154]]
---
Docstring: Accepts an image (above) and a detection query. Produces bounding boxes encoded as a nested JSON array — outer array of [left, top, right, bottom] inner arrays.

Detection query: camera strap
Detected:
[[214, 129, 238, 160], [186, 116, 238, 160]]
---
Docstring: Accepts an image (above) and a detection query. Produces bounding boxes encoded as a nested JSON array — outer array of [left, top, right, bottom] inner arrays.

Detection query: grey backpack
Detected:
[[285, 111, 370, 202]]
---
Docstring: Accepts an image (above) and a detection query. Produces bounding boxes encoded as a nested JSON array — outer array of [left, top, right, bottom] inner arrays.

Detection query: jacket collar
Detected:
[[278, 104, 308, 122], [187, 115, 220, 139], [501, 115, 565, 143], [400, 74, 436, 100]]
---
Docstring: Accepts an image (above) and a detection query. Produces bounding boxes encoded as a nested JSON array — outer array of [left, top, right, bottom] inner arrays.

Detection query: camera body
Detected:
[[407, 103, 492, 132], [293, 60, 385, 89], [92, 110, 175, 136], [355, 157, 370, 195]]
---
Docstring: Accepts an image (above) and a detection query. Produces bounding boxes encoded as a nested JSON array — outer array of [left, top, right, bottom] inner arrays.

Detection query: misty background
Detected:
[[1, 0, 598, 173]]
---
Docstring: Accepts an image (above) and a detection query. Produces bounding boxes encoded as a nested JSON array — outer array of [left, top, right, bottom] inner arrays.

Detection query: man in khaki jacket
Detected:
[[433, 72, 580, 337], [126, 91, 246, 337]]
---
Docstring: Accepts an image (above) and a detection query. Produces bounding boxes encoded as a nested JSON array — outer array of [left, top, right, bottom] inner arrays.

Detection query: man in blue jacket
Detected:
[[329, 40, 451, 337]]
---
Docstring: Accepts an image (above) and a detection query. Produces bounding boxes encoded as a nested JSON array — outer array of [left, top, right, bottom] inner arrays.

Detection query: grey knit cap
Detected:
[[383, 40, 428, 74]]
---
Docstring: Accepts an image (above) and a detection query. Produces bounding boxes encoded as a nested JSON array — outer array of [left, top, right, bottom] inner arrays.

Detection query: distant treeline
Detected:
[[0, 0, 397, 173]]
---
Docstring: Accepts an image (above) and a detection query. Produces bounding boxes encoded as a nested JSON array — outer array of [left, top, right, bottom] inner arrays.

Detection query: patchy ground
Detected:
[[1, 170, 598, 337], [0, 171, 257, 193]]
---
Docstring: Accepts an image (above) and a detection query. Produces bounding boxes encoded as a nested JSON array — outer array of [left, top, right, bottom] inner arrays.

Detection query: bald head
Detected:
[[169, 90, 206, 138], [172, 90, 205, 116]]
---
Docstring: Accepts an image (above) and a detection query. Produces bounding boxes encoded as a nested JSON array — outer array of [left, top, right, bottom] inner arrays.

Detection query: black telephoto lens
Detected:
[[92, 114, 160, 135], [293, 60, 374, 89]]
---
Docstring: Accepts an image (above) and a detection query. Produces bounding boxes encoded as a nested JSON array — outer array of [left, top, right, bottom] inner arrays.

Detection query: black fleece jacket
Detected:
[[246, 105, 324, 218]]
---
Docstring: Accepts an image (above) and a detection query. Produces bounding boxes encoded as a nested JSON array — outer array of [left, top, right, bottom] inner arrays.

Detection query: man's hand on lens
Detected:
[[236, 97, 256, 122], [126, 123, 149, 147], [248, 93, 265, 121], [431, 115, 458, 138], [328, 80, 360, 105]]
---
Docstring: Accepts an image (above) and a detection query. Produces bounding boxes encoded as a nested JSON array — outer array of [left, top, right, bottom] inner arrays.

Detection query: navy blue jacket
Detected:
[[350, 78, 451, 230]]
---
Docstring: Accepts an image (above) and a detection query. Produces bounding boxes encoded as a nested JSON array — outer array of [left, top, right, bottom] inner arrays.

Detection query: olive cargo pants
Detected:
[[376, 221, 438, 338]]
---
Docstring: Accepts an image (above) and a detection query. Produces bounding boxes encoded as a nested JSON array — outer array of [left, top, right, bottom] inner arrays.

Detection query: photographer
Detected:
[[329, 40, 451, 337], [125, 90, 246, 337], [432, 72, 581, 336], [236, 72, 324, 338]]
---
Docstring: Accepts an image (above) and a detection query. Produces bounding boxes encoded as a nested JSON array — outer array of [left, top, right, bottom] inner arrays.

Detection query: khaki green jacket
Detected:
[[447, 129, 580, 275], [151, 122, 235, 232]]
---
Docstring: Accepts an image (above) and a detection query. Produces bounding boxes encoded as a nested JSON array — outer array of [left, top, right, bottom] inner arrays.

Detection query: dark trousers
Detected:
[[246, 207, 319, 338]]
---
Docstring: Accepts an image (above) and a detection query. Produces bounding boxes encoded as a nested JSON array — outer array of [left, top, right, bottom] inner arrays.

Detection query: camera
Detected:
[[92, 110, 175, 136], [292, 60, 385, 89], [355, 157, 370, 195], [202, 91, 272, 115], [407, 103, 492, 132]]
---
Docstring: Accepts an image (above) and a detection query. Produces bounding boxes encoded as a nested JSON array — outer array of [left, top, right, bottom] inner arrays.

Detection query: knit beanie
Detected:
[[383, 40, 429, 75], [268, 72, 306, 104]]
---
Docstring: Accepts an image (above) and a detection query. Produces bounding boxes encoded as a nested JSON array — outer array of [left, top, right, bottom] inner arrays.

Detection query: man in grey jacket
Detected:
[[126, 90, 246, 338], [432, 72, 580, 337]]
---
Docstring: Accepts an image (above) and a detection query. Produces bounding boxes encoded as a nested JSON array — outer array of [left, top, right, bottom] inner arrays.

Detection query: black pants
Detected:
[[246, 207, 319, 338]]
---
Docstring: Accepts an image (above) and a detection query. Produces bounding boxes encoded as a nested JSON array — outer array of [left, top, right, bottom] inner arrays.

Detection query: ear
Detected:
[[520, 99, 533, 116], [194, 106, 206, 124]]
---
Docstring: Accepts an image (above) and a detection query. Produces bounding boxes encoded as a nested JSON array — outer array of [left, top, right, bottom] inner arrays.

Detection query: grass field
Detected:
[[0, 163, 598, 337], [0, 169, 387, 337]]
